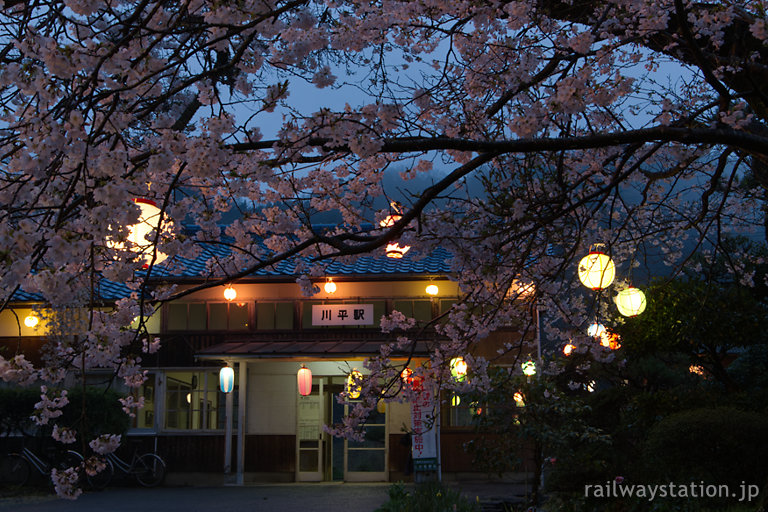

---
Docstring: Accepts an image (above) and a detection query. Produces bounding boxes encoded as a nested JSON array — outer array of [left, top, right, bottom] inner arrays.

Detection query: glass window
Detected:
[[346, 399, 386, 472], [439, 299, 457, 324], [209, 303, 228, 330], [164, 370, 229, 431], [167, 303, 188, 331], [393, 300, 433, 323], [256, 302, 295, 330], [275, 302, 294, 329], [188, 303, 206, 330], [257, 302, 276, 330], [412, 300, 432, 321], [230, 303, 249, 330], [131, 376, 157, 430], [446, 392, 484, 428]]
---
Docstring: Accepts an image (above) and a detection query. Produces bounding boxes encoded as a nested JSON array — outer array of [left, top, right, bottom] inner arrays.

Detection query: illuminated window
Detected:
[[164, 370, 235, 430]]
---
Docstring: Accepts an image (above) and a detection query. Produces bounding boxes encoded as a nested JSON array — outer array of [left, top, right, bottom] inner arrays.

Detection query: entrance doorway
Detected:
[[296, 379, 324, 481], [296, 377, 388, 482]]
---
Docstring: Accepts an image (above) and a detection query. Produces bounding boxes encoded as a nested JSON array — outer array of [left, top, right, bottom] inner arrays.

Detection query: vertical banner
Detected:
[[410, 377, 438, 471]]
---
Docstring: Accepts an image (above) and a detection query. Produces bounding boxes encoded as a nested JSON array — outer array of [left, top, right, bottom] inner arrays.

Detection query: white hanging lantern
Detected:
[[522, 359, 536, 376], [324, 278, 337, 294], [297, 365, 312, 396], [219, 366, 234, 393], [578, 246, 615, 290], [425, 284, 439, 296], [615, 287, 647, 317], [587, 323, 606, 338]]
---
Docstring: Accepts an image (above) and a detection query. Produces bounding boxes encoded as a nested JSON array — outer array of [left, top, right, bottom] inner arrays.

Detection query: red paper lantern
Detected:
[[297, 365, 312, 396]]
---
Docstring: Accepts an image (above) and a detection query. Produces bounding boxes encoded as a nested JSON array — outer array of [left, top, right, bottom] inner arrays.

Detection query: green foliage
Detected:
[[0, 387, 40, 435], [0, 386, 128, 441], [616, 277, 768, 389], [642, 407, 768, 489], [58, 387, 130, 440], [375, 482, 481, 512]]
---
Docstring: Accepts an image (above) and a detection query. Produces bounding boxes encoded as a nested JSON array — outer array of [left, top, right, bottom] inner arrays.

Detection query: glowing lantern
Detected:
[[522, 359, 536, 376], [24, 314, 39, 328], [400, 367, 413, 383], [603, 332, 622, 350], [385, 243, 410, 258], [223, 286, 237, 302], [615, 287, 647, 317], [346, 369, 362, 399], [578, 246, 615, 290], [219, 366, 234, 393], [469, 402, 483, 416], [425, 284, 439, 296], [513, 392, 525, 407], [380, 202, 411, 258], [451, 395, 461, 407], [109, 198, 170, 267], [563, 343, 575, 356], [297, 365, 312, 396], [450, 357, 468, 381], [587, 323, 606, 338], [324, 278, 337, 294]]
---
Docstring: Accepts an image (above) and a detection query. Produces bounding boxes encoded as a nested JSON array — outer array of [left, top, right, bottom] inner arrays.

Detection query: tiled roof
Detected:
[[12, 227, 452, 302], [150, 226, 452, 279], [11, 279, 133, 303]]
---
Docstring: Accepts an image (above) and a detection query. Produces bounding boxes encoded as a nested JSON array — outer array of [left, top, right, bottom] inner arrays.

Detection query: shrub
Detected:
[[375, 482, 481, 512], [642, 407, 768, 489]]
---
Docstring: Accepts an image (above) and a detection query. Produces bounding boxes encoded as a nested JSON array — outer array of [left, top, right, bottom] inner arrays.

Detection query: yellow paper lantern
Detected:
[[563, 343, 575, 356], [223, 286, 237, 302], [425, 284, 439, 296], [108, 198, 170, 268], [346, 369, 362, 399], [24, 314, 39, 328], [578, 249, 615, 290], [324, 278, 337, 294], [615, 287, 646, 317], [450, 357, 468, 381]]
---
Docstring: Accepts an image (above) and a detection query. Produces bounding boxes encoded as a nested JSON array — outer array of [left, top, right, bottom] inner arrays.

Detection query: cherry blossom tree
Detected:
[[0, 0, 766, 496]]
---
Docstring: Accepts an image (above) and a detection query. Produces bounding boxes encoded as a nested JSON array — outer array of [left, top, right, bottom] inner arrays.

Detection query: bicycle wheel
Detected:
[[135, 453, 165, 487], [0, 454, 31, 487], [86, 457, 114, 491]]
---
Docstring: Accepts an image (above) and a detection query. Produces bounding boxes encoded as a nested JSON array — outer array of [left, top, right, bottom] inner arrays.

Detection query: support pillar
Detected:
[[236, 360, 247, 485]]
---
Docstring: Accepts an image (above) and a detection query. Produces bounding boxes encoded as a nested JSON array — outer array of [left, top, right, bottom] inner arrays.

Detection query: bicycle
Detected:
[[0, 446, 83, 488], [95, 448, 166, 487]]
